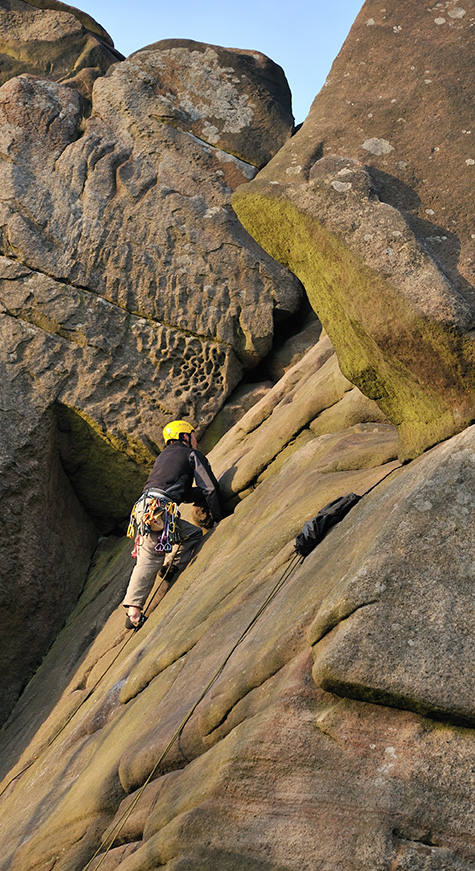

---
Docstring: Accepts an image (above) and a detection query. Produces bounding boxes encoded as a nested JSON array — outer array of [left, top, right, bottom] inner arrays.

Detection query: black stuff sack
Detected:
[[294, 493, 361, 557]]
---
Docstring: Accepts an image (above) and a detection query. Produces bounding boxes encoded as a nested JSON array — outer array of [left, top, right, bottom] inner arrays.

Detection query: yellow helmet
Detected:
[[162, 420, 195, 443]]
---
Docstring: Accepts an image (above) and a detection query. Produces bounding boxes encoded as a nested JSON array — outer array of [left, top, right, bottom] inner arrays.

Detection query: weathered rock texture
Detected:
[[0, 38, 301, 723], [0, 4, 473, 868], [232, 0, 475, 460], [0, 334, 473, 871], [200, 309, 322, 452], [0, 0, 123, 97], [134, 38, 295, 170]]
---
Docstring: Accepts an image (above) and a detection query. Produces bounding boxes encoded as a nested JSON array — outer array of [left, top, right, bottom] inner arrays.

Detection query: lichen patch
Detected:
[[362, 138, 394, 155], [332, 180, 353, 192]]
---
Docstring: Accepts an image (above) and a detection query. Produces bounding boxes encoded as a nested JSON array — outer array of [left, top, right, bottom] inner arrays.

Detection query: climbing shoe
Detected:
[[125, 612, 147, 631]]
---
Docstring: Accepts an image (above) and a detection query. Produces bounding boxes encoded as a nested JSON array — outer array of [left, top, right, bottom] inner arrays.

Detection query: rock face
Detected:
[[309, 427, 475, 724], [0, 42, 299, 450], [0, 4, 473, 868], [0, 394, 98, 721], [0, 333, 473, 871], [134, 39, 295, 170], [0, 38, 301, 722], [0, 0, 123, 97], [232, 0, 475, 460]]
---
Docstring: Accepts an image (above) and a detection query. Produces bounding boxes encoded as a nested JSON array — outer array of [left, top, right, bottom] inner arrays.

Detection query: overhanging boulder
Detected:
[[232, 0, 475, 459]]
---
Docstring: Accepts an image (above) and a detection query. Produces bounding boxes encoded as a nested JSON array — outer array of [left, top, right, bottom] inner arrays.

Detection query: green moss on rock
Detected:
[[232, 188, 475, 459], [56, 404, 150, 531]]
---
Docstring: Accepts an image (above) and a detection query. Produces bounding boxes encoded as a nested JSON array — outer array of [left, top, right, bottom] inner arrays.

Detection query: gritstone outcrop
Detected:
[[232, 0, 475, 460], [0, 2, 473, 869], [0, 0, 123, 97], [0, 37, 301, 722]]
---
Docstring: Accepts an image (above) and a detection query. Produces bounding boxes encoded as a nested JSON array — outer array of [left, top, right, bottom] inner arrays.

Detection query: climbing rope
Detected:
[[81, 552, 304, 871], [0, 553, 181, 800]]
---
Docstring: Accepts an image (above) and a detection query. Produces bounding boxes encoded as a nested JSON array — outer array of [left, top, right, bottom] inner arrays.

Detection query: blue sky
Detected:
[[78, 0, 364, 123]]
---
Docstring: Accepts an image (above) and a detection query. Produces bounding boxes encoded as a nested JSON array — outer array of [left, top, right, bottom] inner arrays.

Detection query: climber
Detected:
[[122, 420, 224, 629]]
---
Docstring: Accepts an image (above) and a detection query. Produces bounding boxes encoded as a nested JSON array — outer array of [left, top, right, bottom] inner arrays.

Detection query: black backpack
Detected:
[[294, 493, 361, 557]]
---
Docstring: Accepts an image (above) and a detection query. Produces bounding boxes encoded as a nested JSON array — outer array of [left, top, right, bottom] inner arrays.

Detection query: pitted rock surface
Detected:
[[0, 40, 301, 722], [0, 60, 298, 374], [232, 0, 475, 459], [0, 0, 123, 97]]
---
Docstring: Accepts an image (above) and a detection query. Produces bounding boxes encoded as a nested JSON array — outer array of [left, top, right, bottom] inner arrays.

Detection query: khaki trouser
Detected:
[[122, 516, 202, 609]]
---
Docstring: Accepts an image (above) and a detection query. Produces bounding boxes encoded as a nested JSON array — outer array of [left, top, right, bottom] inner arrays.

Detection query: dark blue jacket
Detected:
[[144, 441, 223, 522]]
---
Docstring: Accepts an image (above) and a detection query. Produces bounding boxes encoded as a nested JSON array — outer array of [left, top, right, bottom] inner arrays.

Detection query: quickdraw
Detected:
[[155, 502, 179, 554], [131, 533, 142, 559], [142, 498, 160, 532]]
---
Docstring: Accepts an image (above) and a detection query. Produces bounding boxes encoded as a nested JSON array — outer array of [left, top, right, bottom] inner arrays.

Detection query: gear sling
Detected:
[[127, 489, 180, 557]]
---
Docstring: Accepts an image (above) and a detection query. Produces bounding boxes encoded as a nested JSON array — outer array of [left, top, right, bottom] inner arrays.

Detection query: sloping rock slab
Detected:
[[0, 318, 471, 871], [0, 429, 472, 871], [209, 331, 396, 499]]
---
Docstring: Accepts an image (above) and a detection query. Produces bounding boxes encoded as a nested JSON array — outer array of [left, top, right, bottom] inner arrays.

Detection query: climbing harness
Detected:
[[81, 551, 304, 871], [127, 490, 180, 558]]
